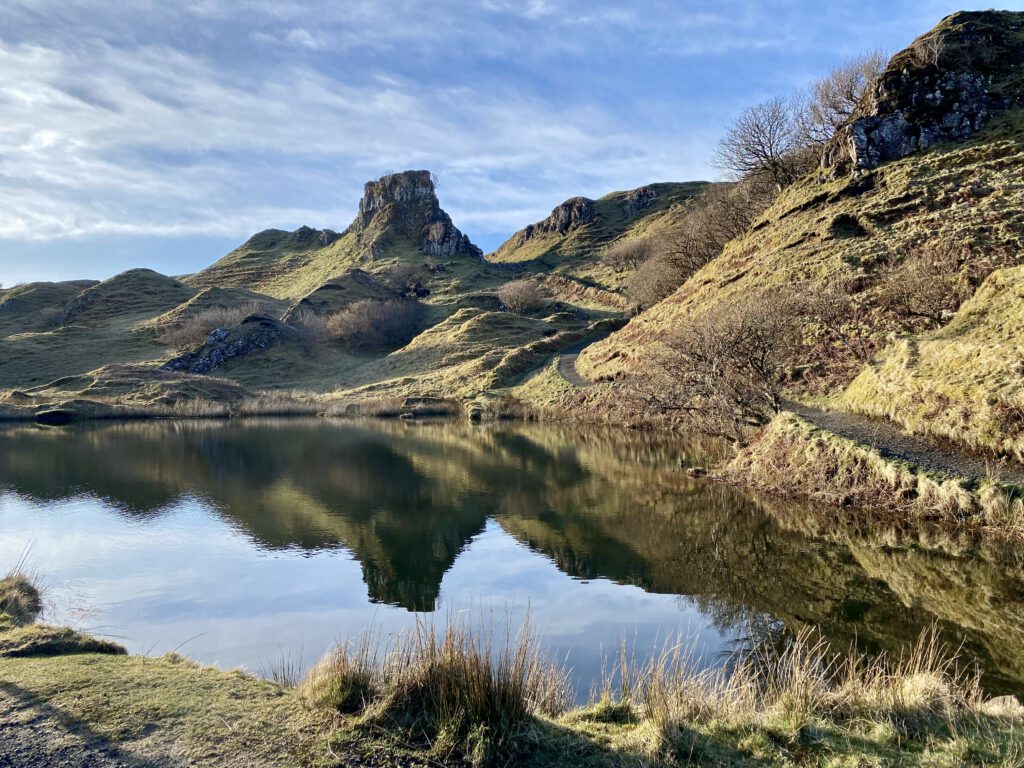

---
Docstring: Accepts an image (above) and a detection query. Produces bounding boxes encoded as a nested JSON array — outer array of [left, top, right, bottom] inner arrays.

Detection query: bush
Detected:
[[287, 307, 332, 345], [601, 239, 652, 273], [0, 573, 42, 629], [497, 280, 547, 316], [884, 242, 972, 327], [159, 303, 261, 350], [644, 292, 805, 442], [329, 299, 423, 351]]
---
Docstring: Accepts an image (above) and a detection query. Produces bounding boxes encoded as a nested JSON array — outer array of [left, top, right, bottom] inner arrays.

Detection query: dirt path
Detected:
[[556, 339, 1024, 485], [0, 689, 139, 768], [782, 401, 1024, 485]]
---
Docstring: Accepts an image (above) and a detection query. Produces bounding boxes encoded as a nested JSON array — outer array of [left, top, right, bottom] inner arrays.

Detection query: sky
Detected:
[[0, 0, 1019, 285]]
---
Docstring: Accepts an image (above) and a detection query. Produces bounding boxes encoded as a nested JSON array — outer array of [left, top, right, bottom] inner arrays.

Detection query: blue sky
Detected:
[[0, 0, 1018, 285]]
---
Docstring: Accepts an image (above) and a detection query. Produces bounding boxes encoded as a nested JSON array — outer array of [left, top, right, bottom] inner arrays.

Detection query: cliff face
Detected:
[[824, 10, 1024, 174], [354, 170, 482, 260], [494, 197, 596, 257]]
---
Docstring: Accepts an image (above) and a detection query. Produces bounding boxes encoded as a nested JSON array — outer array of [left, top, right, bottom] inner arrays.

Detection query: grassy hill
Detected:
[[842, 264, 1024, 461], [580, 112, 1024, 388], [487, 182, 709, 285]]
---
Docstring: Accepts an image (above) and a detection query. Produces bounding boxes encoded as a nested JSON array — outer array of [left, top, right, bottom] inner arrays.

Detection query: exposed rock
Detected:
[[823, 11, 1024, 175], [495, 197, 596, 255], [355, 171, 482, 260], [162, 314, 300, 375], [623, 186, 658, 218]]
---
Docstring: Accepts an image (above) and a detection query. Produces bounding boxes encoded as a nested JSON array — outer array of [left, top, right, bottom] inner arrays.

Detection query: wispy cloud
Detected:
[[0, 0, 971, 281]]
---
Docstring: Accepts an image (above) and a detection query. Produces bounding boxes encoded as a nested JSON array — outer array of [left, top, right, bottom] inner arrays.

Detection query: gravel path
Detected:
[[782, 401, 1024, 485], [0, 688, 140, 768], [557, 340, 1024, 485]]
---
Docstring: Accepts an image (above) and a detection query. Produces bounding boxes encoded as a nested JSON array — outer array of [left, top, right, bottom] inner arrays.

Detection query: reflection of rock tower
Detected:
[[355, 170, 482, 260]]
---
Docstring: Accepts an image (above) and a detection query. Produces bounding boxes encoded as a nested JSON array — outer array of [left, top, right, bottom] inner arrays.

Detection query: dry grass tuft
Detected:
[[302, 618, 571, 765]]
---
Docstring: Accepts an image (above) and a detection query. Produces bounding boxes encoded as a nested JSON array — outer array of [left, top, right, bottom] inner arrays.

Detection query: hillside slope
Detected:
[[581, 12, 1024, 395], [488, 182, 709, 283], [187, 171, 486, 300], [842, 265, 1024, 461]]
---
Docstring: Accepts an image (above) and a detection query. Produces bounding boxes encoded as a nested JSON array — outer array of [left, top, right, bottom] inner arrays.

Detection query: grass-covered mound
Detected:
[[843, 265, 1024, 462], [729, 413, 1024, 536], [488, 182, 709, 285]]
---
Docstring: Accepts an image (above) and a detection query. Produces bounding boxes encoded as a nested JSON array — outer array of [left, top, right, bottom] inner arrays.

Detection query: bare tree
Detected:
[[498, 279, 548, 315], [714, 97, 809, 191], [910, 35, 945, 68], [641, 292, 805, 443], [796, 51, 887, 146]]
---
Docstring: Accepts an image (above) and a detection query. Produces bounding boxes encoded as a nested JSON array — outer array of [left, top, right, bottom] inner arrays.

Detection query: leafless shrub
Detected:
[[498, 279, 548, 315], [601, 239, 652, 273], [624, 256, 685, 311], [642, 292, 805, 443], [329, 299, 423, 351], [385, 263, 431, 298], [796, 51, 887, 146], [911, 35, 945, 68], [287, 307, 332, 344], [623, 181, 777, 311], [803, 280, 875, 364], [158, 303, 261, 350], [884, 242, 971, 327]]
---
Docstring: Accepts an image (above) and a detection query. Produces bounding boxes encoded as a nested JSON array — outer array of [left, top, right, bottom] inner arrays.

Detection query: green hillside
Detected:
[[487, 182, 709, 285]]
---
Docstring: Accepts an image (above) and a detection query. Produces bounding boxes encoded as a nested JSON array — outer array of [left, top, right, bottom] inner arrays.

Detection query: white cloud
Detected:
[[0, 35, 714, 243]]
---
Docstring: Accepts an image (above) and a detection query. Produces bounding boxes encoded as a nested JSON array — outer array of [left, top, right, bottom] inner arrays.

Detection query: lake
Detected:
[[1, 418, 1022, 697]]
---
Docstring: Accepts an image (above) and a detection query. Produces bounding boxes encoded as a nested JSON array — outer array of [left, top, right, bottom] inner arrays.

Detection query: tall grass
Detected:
[[615, 626, 985, 757], [0, 552, 44, 628], [301, 618, 571, 765]]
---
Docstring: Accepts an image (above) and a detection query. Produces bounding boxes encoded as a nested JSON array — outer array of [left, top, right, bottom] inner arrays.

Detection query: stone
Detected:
[[162, 314, 299, 375], [623, 186, 657, 218], [354, 171, 483, 260], [822, 11, 1024, 176]]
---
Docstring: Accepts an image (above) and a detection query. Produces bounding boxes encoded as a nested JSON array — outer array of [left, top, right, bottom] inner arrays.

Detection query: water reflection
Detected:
[[0, 419, 1021, 695]]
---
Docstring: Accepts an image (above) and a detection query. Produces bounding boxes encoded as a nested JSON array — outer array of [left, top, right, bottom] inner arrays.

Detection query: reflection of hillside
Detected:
[[1, 420, 1023, 694]]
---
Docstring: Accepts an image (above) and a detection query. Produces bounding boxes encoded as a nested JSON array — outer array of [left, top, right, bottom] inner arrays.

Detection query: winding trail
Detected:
[[557, 341, 1024, 485]]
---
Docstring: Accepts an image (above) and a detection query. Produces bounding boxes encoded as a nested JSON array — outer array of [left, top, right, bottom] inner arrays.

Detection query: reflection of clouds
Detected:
[[0, 495, 731, 698]]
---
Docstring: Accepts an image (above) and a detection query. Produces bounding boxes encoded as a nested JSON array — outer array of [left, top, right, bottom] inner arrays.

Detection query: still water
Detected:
[[1, 419, 1022, 696]]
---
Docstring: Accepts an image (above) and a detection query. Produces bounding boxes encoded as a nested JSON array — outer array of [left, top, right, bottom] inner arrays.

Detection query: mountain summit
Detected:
[[353, 170, 481, 260], [187, 170, 480, 299]]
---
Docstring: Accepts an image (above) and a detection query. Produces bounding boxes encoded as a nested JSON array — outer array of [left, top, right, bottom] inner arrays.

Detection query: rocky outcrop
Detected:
[[354, 171, 482, 260], [623, 186, 657, 218], [823, 11, 1024, 175], [494, 197, 596, 256], [162, 314, 300, 375]]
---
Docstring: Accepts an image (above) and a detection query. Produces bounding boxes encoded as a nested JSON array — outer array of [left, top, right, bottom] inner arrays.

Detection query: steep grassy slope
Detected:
[[0, 271, 200, 389], [579, 113, 1024, 385], [488, 182, 709, 285], [843, 265, 1024, 461]]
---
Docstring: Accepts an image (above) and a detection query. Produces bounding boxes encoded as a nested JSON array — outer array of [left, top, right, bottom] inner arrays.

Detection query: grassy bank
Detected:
[[728, 413, 1024, 538], [2, 571, 1023, 767]]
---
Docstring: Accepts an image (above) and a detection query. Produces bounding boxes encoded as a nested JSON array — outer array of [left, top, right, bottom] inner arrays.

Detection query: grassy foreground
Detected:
[[3, 573, 1024, 767]]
